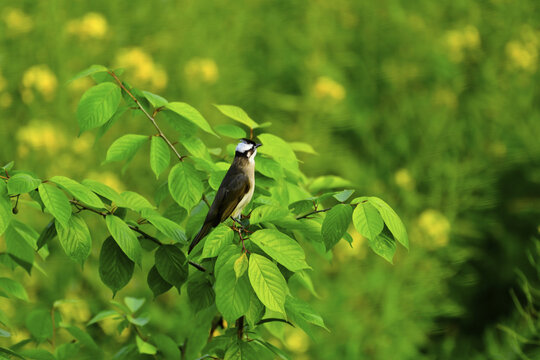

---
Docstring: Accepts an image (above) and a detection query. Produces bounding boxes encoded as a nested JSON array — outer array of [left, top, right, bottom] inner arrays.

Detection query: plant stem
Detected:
[[107, 70, 186, 162], [70, 199, 207, 272], [296, 207, 332, 220]]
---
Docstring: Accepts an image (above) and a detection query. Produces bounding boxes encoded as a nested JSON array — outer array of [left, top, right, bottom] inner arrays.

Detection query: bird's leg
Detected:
[[230, 217, 249, 253]]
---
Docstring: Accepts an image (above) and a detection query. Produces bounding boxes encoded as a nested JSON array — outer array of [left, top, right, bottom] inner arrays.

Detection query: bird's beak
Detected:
[[255, 143, 262, 148]]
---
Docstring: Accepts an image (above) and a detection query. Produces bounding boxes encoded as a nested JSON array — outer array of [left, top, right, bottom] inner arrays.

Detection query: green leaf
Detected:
[[5, 221, 36, 273], [285, 295, 327, 338], [214, 104, 259, 128], [202, 224, 234, 259], [153, 334, 180, 360], [155, 244, 188, 290], [150, 136, 170, 179], [124, 297, 145, 313], [19, 349, 56, 360], [289, 270, 320, 298], [120, 191, 155, 212], [105, 134, 148, 163], [214, 124, 247, 139], [0, 277, 28, 301], [322, 204, 353, 250], [55, 215, 92, 265], [181, 136, 212, 160], [248, 254, 287, 314], [333, 189, 355, 202], [168, 162, 203, 212], [0, 182, 12, 236], [64, 325, 100, 351], [142, 90, 168, 108], [99, 236, 135, 296], [257, 134, 299, 175], [1, 161, 14, 172], [7, 173, 41, 195], [147, 265, 172, 298], [161, 110, 197, 138], [37, 221, 56, 250], [309, 175, 351, 193], [38, 183, 71, 228], [25, 309, 53, 342], [95, 105, 128, 143], [256, 157, 284, 179], [0, 347, 24, 359], [136, 335, 157, 355], [166, 102, 217, 136], [289, 142, 318, 155], [82, 179, 124, 205], [187, 272, 215, 313], [352, 201, 384, 240], [69, 64, 108, 83], [214, 245, 241, 279], [145, 215, 187, 244], [246, 291, 264, 328], [250, 229, 310, 272], [250, 205, 289, 224], [234, 253, 248, 279], [215, 257, 251, 323], [105, 215, 142, 266], [368, 197, 409, 249], [77, 82, 122, 132], [50, 176, 104, 208], [87, 310, 120, 326], [369, 227, 397, 263], [209, 170, 227, 191]]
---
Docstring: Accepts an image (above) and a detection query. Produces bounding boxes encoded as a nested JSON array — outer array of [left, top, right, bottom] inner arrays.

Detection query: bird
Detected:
[[188, 138, 262, 254]]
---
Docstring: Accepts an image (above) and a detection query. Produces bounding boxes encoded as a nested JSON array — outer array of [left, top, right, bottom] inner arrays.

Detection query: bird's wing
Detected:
[[206, 171, 251, 226]]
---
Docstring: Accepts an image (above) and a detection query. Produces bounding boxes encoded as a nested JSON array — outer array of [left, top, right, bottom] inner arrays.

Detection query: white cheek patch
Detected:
[[248, 149, 257, 163], [236, 142, 253, 153]]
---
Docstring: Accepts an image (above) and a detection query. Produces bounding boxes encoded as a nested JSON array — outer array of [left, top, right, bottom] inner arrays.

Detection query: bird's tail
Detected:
[[188, 222, 213, 254]]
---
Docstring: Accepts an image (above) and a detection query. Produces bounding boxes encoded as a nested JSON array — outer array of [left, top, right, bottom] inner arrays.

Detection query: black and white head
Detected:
[[235, 138, 262, 163]]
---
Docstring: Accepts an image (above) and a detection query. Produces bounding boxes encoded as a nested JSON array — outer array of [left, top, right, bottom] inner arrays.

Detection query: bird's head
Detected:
[[235, 138, 262, 162]]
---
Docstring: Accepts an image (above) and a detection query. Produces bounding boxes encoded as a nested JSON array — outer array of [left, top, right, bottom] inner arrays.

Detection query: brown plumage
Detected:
[[188, 140, 259, 254]]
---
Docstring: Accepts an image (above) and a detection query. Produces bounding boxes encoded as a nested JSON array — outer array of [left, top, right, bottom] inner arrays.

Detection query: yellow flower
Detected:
[[16, 120, 67, 156], [444, 25, 481, 62], [66, 12, 108, 39], [21, 65, 58, 101], [0, 93, 12, 108], [506, 40, 538, 72], [433, 87, 458, 109], [115, 48, 168, 91], [68, 76, 94, 94], [313, 76, 346, 101], [184, 58, 219, 84], [394, 168, 415, 191], [417, 209, 451, 248], [56, 299, 91, 324], [2, 8, 33, 34], [72, 133, 94, 155], [284, 328, 310, 353]]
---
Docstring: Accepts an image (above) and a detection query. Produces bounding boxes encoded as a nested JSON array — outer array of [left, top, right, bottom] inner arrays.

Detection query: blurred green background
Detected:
[[1, 0, 540, 358]]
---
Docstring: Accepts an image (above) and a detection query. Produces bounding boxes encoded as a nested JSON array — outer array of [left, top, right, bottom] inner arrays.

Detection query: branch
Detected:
[[128, 224, 207, 272], [107, 71, 186, 162], [296, 207, 332, 220], [69, 200, 108, 217]]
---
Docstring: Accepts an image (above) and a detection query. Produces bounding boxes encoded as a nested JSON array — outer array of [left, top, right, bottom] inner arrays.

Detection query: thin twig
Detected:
[[69, 199, 108, 217], [296, 207, 332, 220], [107, 70, 186, 162], [129, 225, 207, 272]]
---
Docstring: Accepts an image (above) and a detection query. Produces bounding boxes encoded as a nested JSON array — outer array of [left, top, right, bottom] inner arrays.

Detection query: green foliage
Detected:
[[77, 82, 121, 132], [0, 67, 410, 358]]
